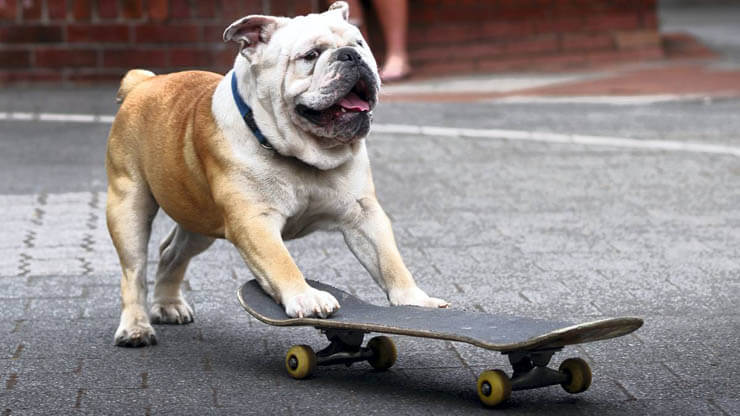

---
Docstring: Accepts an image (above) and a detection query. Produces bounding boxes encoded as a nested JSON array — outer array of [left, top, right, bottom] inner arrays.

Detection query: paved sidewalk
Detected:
[[1, 92, 739, 414]]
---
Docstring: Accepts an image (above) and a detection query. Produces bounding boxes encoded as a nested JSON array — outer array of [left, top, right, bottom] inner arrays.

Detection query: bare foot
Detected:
[[380, 54, 411, 83]]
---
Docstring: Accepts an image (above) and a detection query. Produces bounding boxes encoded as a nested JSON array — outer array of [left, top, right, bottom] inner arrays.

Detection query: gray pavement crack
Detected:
[[614, 380, 637, 401], [11, 344, 23, 360], [449, 343, 476, 378], [22, 231, 35, 248], [518, 291, 533, 303], [211, 386, 220, 408], [88, 191, 99, 210], [708, 398, 731, 416], [17, 253, 31, 277], [5, 373, 17, 390], [74, 389, 85, 409], [77, 256, 93, 275], [10, 320, 24, 334]]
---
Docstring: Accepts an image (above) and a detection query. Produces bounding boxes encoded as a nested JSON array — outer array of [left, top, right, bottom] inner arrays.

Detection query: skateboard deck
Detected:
[[238, 279, 643, 406], [238, 279, 642, 353]]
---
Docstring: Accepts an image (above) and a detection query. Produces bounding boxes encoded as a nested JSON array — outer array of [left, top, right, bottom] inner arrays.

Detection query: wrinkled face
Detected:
[[267, 12, 380, 147]]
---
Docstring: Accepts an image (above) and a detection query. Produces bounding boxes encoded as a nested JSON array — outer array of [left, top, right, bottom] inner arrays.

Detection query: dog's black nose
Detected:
[[336, 47, 360, 63]]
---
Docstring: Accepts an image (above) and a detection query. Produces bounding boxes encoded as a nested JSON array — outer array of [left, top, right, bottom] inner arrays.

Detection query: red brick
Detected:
[[411, 60, 476, 78], [66, 70, 123, 82], [481, 21, 534, 39], [103, 49, 168, 68], [170, 0, 191, 19], [504, 35, 558, 55], [21, 0, 42, 20], [584, 14, 640, 31], [0, 50, 30, 68], [0, 70, 63, 83], [294, 1, 317, 16], [0, 25, 63, 43], [410, 42, 505, 63], [68, 24, 129, 43], [195, 1, 215, 18], [35, 48, 97, 68], [477, 56, 533, 73], [641, 10, 659, 29], [613, 30, 661, 50], [134, 24, 200, 43], [270, 0, 293, 16], [72, 0, 91, 20], [148, 0, 168, 21], [0, 0, 17, 20], [170, 48, 212, 67], [416, 4, 497, 24], [213, 47, 235, 70], [533, 16, 584, 34], [244, 0, 263, 13], [587, 48, 663, 66], [203, 24, 225, 43], [98, 0, 118, 19], [120, 0, 143, 19], [47, 0, 67, 19], [221, 0, 243, 20], [409, 24, 488, 47], [561, 32, 614, 52]]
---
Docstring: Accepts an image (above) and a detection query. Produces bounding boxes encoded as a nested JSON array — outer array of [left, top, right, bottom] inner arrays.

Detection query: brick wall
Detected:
[[0, 0, 662, 83]]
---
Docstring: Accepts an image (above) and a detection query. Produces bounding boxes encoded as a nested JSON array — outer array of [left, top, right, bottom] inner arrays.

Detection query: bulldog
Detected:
[[106, 1, 447, 347]]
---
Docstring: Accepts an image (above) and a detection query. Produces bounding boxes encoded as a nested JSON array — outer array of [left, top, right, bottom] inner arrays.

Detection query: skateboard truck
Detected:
[[284, 328, 398, 380], [507, 348, 569, 390], [477, 348, 591, 406], [315, 329, 372, 367]]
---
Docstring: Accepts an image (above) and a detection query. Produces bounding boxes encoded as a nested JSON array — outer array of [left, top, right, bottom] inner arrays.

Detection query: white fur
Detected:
[[208, 7, 448, 319]]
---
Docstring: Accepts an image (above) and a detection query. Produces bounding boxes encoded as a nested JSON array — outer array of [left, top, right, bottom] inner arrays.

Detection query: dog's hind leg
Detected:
[[106, 175, 159, 347], [150, 225, 214, 324]]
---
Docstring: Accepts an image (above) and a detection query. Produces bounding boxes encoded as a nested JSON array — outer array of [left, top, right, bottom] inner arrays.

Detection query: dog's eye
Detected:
[[303, 50, 320, 61]]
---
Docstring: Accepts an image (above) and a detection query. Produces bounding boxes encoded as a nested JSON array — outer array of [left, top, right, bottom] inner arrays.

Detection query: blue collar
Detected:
[[230, 72, 272, 150]]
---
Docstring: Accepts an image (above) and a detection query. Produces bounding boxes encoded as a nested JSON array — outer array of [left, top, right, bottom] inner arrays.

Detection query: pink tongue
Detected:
[[339, 91, 370, 112]]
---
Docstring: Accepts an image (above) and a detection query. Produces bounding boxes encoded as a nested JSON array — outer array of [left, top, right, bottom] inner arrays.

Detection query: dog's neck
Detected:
[[211, 58, 361, 171]]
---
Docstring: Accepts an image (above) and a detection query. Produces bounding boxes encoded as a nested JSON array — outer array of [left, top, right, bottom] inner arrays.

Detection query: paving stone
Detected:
[[2, 88, 740, 414]]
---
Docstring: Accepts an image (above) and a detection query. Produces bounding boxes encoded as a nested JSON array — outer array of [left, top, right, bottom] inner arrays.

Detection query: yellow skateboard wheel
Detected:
[[367, 336, 397, 370], [559, 357, 592, 394], [477, 369, 511, 407], [285, 345, 316, 379]]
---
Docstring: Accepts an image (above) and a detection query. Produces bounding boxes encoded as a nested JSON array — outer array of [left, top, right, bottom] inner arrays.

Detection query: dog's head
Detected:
[[224, 2, 380, 164]]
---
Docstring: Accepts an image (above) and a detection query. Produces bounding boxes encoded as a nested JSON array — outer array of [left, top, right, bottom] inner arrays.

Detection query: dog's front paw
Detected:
[[389, 286, 449, 308], [150, 298, 194, 325], [283, 287, 340, 318], [114, 320, 157, 347]]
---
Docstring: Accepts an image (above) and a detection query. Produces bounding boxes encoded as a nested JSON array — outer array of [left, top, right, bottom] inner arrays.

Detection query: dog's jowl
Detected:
[[106, 1, 447, 347]]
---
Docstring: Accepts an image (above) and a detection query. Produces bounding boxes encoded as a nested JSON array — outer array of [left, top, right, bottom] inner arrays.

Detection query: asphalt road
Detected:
[[0, 88, 738, 415]]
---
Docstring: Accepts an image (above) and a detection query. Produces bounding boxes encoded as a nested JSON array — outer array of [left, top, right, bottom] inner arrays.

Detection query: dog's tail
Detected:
[[116, 69, 155, 104]]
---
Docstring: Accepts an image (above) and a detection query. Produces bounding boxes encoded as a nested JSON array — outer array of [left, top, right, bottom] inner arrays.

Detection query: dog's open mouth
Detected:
[[296, 79, 372, 126]]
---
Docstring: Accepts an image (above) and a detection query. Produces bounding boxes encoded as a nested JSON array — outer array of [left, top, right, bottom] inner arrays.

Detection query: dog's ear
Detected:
[[326, 1, 349, 21], [223, 15, 286, 58]]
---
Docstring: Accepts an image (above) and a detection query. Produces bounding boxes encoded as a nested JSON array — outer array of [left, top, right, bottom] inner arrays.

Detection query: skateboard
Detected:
[[237, 279, 643, 407]]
